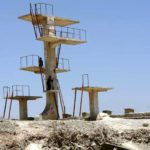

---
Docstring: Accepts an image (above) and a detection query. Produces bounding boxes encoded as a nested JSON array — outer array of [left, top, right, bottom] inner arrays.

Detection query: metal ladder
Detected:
[[72, 74, 89, 117], [79, 74, 89, 117], [56, 79, 65, 116], [3, 87, 14, 119], [3, 91, 9, 119], [8, 91, 13, 119], [30, 3, 42, 38]]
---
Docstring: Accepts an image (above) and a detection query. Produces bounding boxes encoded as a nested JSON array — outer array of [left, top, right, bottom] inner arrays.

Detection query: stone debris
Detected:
[[96, 112, 110, 120], [0, 118, 150, 149]]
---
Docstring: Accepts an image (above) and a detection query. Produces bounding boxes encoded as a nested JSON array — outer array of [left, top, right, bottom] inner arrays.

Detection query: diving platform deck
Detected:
[[6, 96, 42, 101], [72, 87, 113, 92], [37, 35, 86, 45], [20, 66, 70, 74], [19, 14, 80, 26]]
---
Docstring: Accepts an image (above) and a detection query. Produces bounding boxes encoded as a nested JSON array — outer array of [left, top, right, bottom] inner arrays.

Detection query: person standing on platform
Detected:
[[38, 57, 43, 68]]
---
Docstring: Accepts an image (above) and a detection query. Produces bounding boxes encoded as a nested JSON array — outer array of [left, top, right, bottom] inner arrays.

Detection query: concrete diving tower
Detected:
[[72, 86, 112, 120], [3, 85, 42, 120], [19, 3, 87, 120]]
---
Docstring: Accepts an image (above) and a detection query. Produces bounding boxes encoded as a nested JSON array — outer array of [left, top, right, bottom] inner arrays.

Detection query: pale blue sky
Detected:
[[0, 0, 150, 118]]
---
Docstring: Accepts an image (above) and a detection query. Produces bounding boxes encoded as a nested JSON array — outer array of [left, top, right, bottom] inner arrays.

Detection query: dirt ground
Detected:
[[0, 118, 150, 150]]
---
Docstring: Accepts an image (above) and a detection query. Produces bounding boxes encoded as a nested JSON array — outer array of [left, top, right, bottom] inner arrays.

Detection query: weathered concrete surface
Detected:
[[0, 118, 150, 150], [19, 100, 28, 120]]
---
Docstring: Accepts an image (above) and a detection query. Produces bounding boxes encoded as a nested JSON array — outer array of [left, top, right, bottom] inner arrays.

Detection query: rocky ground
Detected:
[[0, 118, 150, 150]]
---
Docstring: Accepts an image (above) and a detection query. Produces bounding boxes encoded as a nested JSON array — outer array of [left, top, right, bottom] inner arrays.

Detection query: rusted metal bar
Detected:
[[79, 87, 84, 117], [35, 4, 42, 37], [30, 3, 38, 39], [3, 92, 8, 119], [73, 89, 77, 117], [8, 92, 13, 120]]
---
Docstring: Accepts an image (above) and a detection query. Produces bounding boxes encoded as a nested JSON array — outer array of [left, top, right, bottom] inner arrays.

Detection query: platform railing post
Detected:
[[16, 85, 18, 96], [32, 55, 34, 66], [26, 56, 28, 67], [62, 58, 64, 69], [85, 30, 86, 41], [28, 85, 30, 96], [68, 59, 70, 70], [73, 28, 75, 39], [45, 4, 47, 15], [22, 85, 24, 96], [20, 57, 22, 68], [79, 29, 81, 40]]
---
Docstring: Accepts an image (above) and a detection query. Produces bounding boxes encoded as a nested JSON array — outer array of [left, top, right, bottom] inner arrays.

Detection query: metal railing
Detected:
[[20, 55, 39, 68], [31, 3, 54, 16], [35, 26, 87, 41], [3, 86, 11, 98], [58, 58, 70, 70], [82, 74, 90, 87], [3, 85, 30, 97], [12, 85, 30, 97]]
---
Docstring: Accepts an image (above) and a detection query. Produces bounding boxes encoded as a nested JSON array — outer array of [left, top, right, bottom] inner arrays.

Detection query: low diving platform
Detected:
[[3, 85, 42, 120], [72, 85, 112, 120], [7, 95, 42, 101]]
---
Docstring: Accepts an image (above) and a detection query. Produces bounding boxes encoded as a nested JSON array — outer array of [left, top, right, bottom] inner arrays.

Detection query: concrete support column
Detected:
[[40, 16, 59, 120], [19, 99, 28, 120], [89, 91, 99, 120], [40, 41, 59, 120]]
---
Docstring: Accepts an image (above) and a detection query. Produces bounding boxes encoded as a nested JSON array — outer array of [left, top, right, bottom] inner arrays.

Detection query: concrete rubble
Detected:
[[0, 118, 150, 150]]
